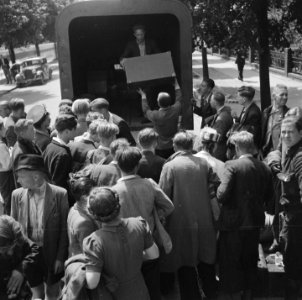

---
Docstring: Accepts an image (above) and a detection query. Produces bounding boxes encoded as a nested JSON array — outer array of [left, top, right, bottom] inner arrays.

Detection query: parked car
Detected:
[[15, 57, 53, 87]]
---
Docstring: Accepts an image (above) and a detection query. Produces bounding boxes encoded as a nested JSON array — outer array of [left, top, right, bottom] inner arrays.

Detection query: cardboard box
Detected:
[[123, 51, 176, 87]]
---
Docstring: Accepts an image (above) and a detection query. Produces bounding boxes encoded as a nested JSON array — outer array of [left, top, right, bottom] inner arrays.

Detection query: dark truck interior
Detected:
[[68, 14, 180, 128]]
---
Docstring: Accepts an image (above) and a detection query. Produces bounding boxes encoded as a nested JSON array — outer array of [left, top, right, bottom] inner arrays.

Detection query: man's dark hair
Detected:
[[158, 92, 172, 108], [138, 128, 158, 148], [212, 91, 225, 106], [173, 131, 194, 150], [70, 177, 96, 202], [55, 114, 77, 133], [9, 98, 25, 111], [237, 86, 255, 100], [203, 78, 215, 89], [116, 147, 142, 173]]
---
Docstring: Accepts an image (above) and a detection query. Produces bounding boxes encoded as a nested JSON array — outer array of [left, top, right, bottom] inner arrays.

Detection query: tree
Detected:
[[0, 0, 30, 62]]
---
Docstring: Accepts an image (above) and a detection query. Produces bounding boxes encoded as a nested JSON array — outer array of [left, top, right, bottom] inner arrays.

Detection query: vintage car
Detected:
[[15, 57, 53, 87]]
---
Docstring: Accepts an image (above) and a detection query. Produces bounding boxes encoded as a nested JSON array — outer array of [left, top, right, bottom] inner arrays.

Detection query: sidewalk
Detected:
[[193, 52, 302, 108]]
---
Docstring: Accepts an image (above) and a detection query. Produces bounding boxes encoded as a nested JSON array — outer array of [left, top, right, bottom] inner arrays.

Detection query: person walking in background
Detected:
[[235, 49, 245, 81], [0, 55, 12, 84]]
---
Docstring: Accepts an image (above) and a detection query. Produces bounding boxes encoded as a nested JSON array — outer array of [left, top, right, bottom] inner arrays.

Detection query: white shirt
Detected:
[[0, 140, 12, 171]]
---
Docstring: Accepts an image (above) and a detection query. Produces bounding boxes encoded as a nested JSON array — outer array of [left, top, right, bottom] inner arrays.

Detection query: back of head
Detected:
[[212, 91, 225, 106], [90, 98, 109, 112], [237, 86, 255, 101], [231, 131, 255, 154], [14, 119, 33, 138], [97, 122, 119, 139], [88, 187, 120, 223], [0, 215, 24, 248], [72, 99, 90, 116], [194, 127, 219, 152], [9, 98, 25, 112], [116, 146, 142, 173], [157, 92, 172, 108], [69, 176, 96, 202], [173, 131, 194, 151], [59, 99, 73, 107], [55, 114, 77, 133], [88, 119, 104, 136], [110, 138, 130, 157], [138, 128, 158, 149], [86, 111, 104, 126]]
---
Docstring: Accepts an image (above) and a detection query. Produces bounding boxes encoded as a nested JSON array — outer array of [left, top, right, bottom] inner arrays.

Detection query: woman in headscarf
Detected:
[[83, 187, 159, 300], [0, 215, 40, 300]]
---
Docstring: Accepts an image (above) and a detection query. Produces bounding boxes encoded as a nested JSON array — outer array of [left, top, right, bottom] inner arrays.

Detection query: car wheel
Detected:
[[49, 70, 52, 80], [17, 83, 23, 88], [40, 75, 45, 85]]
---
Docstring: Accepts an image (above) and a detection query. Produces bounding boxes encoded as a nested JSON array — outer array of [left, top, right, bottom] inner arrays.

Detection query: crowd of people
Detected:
[[0, 77, 302, 300]]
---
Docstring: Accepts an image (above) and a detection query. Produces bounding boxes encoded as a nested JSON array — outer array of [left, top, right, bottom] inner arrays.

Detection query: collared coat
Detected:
[[159, 152, 217, 271], [210, 106, 233, 161], [11, 183, 69, 271]]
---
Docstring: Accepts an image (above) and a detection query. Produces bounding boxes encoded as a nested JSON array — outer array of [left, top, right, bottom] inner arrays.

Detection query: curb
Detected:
[[0, 86, 18, 97]]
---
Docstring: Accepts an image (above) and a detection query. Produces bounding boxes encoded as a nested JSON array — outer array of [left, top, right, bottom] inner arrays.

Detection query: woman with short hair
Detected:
[[83, 187, 159, 300]]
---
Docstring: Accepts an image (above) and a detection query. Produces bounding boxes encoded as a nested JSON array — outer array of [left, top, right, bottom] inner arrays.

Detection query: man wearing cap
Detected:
[[232, 86, 262, 148], [90, 98, 136, 146], [209, 91, 233, 161], [4, 98, 26, 147], [43, 114, 77, 205], [195, 127, 225, 180], [12, 119, 42, 187], [27, 104, 51, 152], [11, 154, 69, 300], [138, 78, 182, 159]]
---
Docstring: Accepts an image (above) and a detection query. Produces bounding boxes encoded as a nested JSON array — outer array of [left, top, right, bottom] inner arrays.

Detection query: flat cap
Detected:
[[199, 127, 220, 142], [59, 99, 73, 107], [26, 104, 48, 124], [90, 98, 109, 111]]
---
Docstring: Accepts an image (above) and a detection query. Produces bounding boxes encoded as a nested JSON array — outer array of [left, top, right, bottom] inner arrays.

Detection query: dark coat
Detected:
[[112, 113, 136, 146], [233, 102, 262, 147], [11, 183, 69, 272], [120, 39, 159, 59], [193, 91, 216, 127], [90, 162, 121, 187], [35, 129, 51, 152], [137, 150, 165, 183], [210, 106, 233, 161], [217, 156, 274, 231], [4, 114, 19, 147], [43, 140, 72, 191], [69, 139, 96, 172], [260, 105, 289, 157]]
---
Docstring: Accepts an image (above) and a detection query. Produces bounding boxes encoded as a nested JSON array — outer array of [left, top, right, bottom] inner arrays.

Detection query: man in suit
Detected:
[[232, 86, 262, 148], [0, 55, 12, 84], [120, 24, 159, 65], [261, 84, 289, 158], [137, 128, 165, 183], [11, 154, 69, 300], [90, 98, 136, 146], [209, 91, 233, 161], [192, 78, 216, 127], [217, 131, 273, 300]]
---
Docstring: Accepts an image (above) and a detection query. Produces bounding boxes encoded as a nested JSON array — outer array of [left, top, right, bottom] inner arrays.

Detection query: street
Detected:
[[1, 51, 302, 127]]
